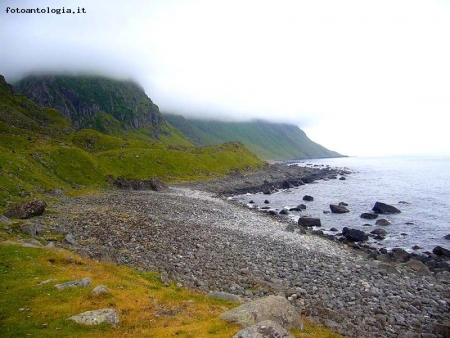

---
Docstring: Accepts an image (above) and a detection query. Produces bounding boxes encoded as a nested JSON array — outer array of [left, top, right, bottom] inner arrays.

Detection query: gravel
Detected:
[[39, 186, 450, 338]]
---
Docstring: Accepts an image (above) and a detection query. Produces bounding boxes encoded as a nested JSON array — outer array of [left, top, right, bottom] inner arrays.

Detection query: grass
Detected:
[[0, 240, 343, 338]]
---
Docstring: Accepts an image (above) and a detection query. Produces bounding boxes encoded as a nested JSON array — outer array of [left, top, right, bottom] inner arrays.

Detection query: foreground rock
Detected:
[[342, 227, 368, 242], [233, 320, 294, 338], [298, 217, 321, 227], [372, 201, 401, 214], [3, 199, 47, 219], [220, 296, 303, 330], [68, 308, 119, 326]]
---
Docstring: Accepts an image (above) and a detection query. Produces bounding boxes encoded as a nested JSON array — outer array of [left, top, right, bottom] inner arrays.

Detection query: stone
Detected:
[[342, 227, 368, 242], [149, 178, 167, 191], [0, 215, 12, 225], [220, 295, 303, 330], [298, 217, 321, 227], [370, 228, 387, 237], [376, 219, 391, 226], [330, 227, 339, 232], [279, 208, 289, 215], [372, 202, 401, 214], [3, 199, 47, 219], [282, 181, 295, 189], [68, 308, 119, 327], [330, 204, 349, 213], [392, 248, 410, 263], [55, 277, 91, 290], [20, 223, 41, 237], [432, 246, 450, 257], [208, 291, 243, 303], [64, 233, 77, 245], [433, 322, 450, 337], [264, 200, 270, 204], [91, 285, 110, 295], [297, 204, 306, 210], [338, 202, 348, 206], [445, 234, 450, 240], [302, 195, 314, 202], [232, 320, 295, 338], [360, 213, 378, 220]]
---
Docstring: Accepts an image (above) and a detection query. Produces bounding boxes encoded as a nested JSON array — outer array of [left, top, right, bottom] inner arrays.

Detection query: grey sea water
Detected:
[[235, 155, 450, 253]]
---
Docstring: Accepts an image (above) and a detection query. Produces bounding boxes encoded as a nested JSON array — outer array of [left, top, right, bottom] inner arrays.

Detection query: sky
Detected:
[[1, 0, 450, 157]]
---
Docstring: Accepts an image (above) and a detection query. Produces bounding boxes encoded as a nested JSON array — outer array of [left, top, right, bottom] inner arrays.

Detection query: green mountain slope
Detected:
[[163, 114, 343, 160], [0, 75, 265, 206]]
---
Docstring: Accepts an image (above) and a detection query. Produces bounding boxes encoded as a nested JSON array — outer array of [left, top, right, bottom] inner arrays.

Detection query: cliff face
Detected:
[[15, 74, 165, 138]]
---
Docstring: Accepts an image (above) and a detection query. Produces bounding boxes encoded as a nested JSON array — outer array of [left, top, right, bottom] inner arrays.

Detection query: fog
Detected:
[[1, 0, 450, 156]]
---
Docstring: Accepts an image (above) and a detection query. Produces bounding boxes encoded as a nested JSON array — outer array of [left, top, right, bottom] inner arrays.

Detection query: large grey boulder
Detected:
[[372, 201, 401, 214], [220, 295, 303, 330], [233, 320, 294, 338], [68, 308, 119, 327], [3, 199, 47, 219]]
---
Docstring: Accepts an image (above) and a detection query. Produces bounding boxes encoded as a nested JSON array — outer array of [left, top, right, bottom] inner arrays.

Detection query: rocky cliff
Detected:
[[15, 74, 165, 138]]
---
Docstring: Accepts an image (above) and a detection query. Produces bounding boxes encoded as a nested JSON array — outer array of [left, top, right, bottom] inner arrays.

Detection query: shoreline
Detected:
[[27, 181, 450, 337]]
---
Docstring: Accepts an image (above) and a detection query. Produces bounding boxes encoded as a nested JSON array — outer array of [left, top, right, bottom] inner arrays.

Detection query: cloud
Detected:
[[1, 0, 450, 156]]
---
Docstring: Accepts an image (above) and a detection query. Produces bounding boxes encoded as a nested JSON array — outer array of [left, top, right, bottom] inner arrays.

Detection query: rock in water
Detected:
[[3, 199, 47, 219], [360, 213, 378, 220], [433, 246, 450, 257], [342, 227, 368, 242], [303, 195, 314, 201], [68, 308, 119, 326], [330, 204, 349, 213], [298, 217, 321, 227], [220, 295, 303, 330], [375, 219, 391, 226], [233, 320, 295, 338], [372, 201, 401, 214]]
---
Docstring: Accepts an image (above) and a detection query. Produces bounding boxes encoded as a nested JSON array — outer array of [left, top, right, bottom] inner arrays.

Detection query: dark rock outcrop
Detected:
[[433, 246, 450, 257], [372, 201, 401, 214], [3, 199, 47, 219], [302, 195, 314, 201]]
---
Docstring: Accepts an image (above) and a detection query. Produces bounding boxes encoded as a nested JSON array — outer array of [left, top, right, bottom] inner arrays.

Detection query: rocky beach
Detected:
[[6, 164, 450, 337]]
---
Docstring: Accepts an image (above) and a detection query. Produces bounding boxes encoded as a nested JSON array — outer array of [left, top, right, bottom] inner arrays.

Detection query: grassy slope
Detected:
[[0, 79, 265, 207], [163, 114, 342, 160], [0, 240, 343, 338]]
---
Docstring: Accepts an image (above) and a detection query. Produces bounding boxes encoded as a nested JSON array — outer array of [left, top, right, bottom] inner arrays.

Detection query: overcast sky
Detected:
[[1, 0, 450, 157]]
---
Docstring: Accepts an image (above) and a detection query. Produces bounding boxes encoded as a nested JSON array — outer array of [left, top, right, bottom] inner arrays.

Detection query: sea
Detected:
[[234, 155, 450, 253]]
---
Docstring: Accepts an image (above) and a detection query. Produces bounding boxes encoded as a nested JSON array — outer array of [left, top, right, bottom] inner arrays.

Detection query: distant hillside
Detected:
[[163, 114, 343, 160], [0, 75, 265, 205]]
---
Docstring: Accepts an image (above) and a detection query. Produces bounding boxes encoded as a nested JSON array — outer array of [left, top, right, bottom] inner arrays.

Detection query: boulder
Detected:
[[330, 227, 339, 232], [232, 320, 295, 338], [329, 204, 349, 213], [445, 234, 450, 240], [338, 202, 348, 206], [342, 227, 368, 242], [3, 199, 47, 219], [298, 217, 321, 227], [55, 277, 91, 290], [208, 291, 243, 303], [282, 181, 295, 189], [297, 204, 307, 210], [370, 229, 387, 237], [339, 176, 346, 180], [392, 248, 410, 263], [264, 200, 270, 204], [149, 178, 167, 191], [220, 295, 303, 330], [375, 219, 391, 226], [91, 285, 110, 295], [405, 259, 431, 276], [432, 246, 450, 257], [360, 213, 378, 220], [20, 223, 42, 237], [302, 195, 314, 202], [0, 215, 12, 225], [372, 201, 401, 214], [68, 308, 119, 327]]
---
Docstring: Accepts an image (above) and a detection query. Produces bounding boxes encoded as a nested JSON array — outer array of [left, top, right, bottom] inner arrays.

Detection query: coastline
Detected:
[[25, 171, 450, 337]]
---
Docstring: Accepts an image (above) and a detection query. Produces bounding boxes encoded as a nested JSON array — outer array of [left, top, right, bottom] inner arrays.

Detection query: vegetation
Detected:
[[0, 240, 343, 338], [0, 76, 265, 207], [163, 114, 343, 160]]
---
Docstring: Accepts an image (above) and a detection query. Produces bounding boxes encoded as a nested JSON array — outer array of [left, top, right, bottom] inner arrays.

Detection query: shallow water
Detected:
[[235, 155, 450, 253]]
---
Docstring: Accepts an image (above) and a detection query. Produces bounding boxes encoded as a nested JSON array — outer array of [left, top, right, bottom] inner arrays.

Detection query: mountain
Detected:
[[163, 114, 343, 160], [15, 74, 176, 140], [0, 74, 265, 205]]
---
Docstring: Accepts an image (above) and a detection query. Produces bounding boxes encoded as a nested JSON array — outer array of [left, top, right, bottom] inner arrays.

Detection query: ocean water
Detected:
[[235, 155, 450, 253]]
